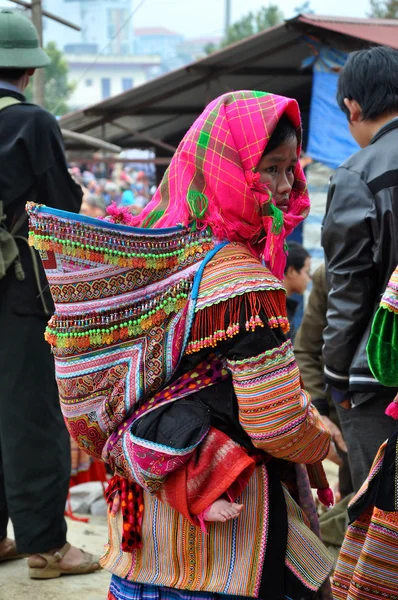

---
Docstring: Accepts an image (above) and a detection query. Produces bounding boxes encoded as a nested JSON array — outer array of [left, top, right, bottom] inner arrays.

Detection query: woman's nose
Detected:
[[277, 173, 292, 195]]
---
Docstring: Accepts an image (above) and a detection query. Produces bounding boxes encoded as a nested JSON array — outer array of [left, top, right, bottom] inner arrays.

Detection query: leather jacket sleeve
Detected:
[[322, 167, 377, 390]]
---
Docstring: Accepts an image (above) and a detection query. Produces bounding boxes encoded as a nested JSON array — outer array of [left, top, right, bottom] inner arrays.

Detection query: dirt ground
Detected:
[[0, 515, 111, 600]]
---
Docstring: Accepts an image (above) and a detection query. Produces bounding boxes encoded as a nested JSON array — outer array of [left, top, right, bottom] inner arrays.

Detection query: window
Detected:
[[122, 77, 133, 91], [101, 78, 111, 99], [86, 79, 92, 87]]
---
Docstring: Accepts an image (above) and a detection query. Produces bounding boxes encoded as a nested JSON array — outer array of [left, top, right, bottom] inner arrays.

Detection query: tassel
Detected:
[[187, 190, 208, 231], [385, 400, 398, 420], [197, 507, 210, 534], [317, 487, 334, 508], [187, 289, 288, 354], [267, 202, 284, 234]]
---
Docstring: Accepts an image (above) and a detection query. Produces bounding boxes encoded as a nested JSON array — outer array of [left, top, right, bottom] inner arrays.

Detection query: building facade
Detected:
[[133, 27, 184, 69], [65, 53, 162, 109], [43, 0, 134, 55]]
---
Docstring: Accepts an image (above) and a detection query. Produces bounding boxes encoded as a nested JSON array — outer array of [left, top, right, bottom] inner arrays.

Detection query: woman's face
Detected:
[[255, 137, 298, 213]]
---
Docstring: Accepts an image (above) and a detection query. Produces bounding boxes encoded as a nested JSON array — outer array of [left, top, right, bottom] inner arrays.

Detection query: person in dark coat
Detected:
[[322, 46, 398, 492], [0, 10, 100, 578]]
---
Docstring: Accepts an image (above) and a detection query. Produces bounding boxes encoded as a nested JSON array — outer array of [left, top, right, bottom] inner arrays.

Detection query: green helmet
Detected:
[[0, 10, 50, 69]]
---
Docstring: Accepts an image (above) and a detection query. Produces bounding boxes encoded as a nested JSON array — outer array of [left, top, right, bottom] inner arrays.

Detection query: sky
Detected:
[[133, 0, 371, 39]]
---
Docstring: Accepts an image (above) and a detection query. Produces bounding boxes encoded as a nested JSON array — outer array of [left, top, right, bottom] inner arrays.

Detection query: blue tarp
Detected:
[[302, 41, 360, 170], [307, 71, 360, 169]]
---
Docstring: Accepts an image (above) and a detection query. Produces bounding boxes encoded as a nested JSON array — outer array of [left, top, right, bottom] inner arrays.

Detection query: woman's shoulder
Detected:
[[196, 242, 284, 309]]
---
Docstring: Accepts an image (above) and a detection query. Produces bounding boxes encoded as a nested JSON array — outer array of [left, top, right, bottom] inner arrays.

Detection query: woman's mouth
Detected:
[[275, 199, 289, 213]]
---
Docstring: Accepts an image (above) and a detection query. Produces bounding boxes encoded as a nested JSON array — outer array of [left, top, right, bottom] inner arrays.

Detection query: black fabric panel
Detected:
[[173, 305, 287, 450], [284, 567, 318, 600], [258, 467, 286, 600], [367, 169, 398, 195], [375, 431, 398, 512], [348, 431, 398, 522], [131, 399, 211, 450]]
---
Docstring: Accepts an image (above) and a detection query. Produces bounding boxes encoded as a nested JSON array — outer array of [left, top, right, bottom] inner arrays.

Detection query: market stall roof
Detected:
[[60, 14, 398, 153]]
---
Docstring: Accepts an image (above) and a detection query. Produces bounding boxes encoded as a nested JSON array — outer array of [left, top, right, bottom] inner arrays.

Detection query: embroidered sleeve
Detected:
[[227, 339, 330, 463]]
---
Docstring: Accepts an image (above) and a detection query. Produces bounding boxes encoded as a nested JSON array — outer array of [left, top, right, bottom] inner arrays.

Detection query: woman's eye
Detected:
[[287, 165, 295, 173], [265, 166, 277, 174]]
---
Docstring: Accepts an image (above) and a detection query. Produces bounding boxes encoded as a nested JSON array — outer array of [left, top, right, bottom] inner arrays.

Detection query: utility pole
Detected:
[[225, 0, 231, 35], [30, 0, 45, 106]]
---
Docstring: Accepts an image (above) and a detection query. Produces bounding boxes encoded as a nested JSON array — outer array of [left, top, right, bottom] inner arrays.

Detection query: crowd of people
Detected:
[[0, 9, 398, 600], [70, 165, 156, 219]]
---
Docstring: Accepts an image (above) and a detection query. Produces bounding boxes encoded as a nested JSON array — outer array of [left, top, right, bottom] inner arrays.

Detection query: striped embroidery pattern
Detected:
[[347, 441, 387, 511], [101, 466, 268, 597], [194, 243, 285, 310], [186, 244, 289, 354], [333, 508, 398, 600], [227, 340, 329, 463], [283, 487, 334, 592], [380, 266, 398, 314]]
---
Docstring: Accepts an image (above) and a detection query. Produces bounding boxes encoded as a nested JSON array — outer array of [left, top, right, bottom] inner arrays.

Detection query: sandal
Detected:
[[28, 542, 101, 579], [0, 538, 27, 563]]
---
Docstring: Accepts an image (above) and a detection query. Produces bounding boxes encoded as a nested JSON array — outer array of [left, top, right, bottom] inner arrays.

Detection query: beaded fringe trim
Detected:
[[27, 202, 214, 271], [45, 278, 193, 353], [186, 290, 289, 354]]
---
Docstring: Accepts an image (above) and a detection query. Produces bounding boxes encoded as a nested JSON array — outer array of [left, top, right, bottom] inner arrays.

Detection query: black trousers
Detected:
[[336, 393, 397, 492], [0, 314, 70, 553]]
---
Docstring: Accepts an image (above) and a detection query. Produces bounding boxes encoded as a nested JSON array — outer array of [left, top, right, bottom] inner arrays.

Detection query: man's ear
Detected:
[[284, 266, 295, 279], [27, 68, 36, 76], [344, 98, 362, 123]]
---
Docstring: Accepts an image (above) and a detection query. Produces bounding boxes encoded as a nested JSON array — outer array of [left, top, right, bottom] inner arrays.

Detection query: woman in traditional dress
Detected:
[[28, 91, 333, 597], [333, 266, 398, 600]]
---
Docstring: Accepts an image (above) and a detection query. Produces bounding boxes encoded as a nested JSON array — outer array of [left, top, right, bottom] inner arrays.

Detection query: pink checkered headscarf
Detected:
[[134, 91, 310, 279]]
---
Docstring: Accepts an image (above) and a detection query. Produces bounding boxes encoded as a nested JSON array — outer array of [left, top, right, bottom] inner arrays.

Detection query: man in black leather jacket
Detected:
[[322, 46, 398, 491], [0, 10, 100, 578]]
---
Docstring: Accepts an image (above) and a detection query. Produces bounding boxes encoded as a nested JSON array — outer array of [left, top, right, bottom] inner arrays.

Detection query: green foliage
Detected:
[[294, 1, 315, 14], [25, 42, 75, 115], [368, 0, 398, 18], [206, 5, 284, 53]]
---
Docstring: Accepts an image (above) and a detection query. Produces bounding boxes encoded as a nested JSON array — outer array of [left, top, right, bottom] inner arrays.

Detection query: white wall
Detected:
[[66, 55, 161, 109]]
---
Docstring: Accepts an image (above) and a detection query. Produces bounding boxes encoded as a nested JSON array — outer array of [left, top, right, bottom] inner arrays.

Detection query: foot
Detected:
[[28, 544, 100, 572], [0, 537, 15, 556], [0, 537, 26, 562], [204, 499, 244, 523]]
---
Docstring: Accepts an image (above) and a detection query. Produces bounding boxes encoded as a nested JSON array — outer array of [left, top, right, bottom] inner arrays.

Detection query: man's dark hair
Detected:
[[0, 68, 27, 81], [337, 46, 398, 121], [264, 114, 298, 155], [284, 241, 310, 274]]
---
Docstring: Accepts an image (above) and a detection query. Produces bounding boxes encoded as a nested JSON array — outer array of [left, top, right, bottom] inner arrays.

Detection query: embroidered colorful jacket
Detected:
[[28, 204, 332, 598]]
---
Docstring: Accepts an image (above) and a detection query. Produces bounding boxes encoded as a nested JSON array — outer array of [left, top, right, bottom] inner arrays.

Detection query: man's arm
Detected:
[[32, 110, 82, 213], [322, 167, 376, 392]]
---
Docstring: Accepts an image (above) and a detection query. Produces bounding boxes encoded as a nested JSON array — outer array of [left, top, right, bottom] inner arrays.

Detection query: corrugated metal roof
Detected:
[[61, 15, 398, 152], [297, 14, 398, 49]]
